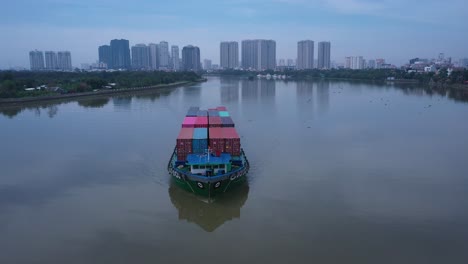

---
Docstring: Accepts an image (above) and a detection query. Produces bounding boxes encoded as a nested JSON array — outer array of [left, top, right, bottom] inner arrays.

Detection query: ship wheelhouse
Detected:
[[186, 153, 232, 176]]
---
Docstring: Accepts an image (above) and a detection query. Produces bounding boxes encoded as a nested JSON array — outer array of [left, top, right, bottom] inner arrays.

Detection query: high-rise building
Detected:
[[350, 56, 364, 70], [287, 59, 295, 67], [148, 43, 159, 70], [182, 45, 201, 71], [44, 51, 58, 70], [241, 39, 276, 70], [203, 59, 212, 70], [297, 40, 314, 70], [368, 59, 376, 69], [345, 57, 352, 69], [131, 44, 150, 70], [29, 50, 45, 71], [220, 41, 239, 69], [171, 45, 180, 71], [278, 59, 286, 66], [317, 41, 331, 69], [158, 41, 170, 69], [110, 39, 131, 69], [57, 51, 72, 71], [98, 45, 111, 68]]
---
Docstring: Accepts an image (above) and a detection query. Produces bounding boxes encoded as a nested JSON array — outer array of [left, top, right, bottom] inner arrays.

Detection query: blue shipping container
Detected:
[[193, 128, 207, 139], [192, 128, 208, 154], [208, 110, 219, 116], [219, 111, 230, 117], [197, 110, 208, 116], [192, 139, 208, 154]]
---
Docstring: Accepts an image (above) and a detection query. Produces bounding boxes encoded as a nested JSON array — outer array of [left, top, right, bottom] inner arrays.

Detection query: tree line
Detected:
[[212, 68, 468, 85], [0, 71, 201, 98]]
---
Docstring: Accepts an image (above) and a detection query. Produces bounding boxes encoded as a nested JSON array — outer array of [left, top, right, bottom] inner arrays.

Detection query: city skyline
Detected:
[[1, 0, 467, 69]]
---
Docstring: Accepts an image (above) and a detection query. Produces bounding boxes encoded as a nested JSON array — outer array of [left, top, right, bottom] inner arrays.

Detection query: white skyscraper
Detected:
[[220, 41, 239, 69], [171, 45, 180, 71], [44, 51, 58, 70], [29, 50, 45, 71], [158, 41, 170, 69], [317, 41, 331, 69], [57, 51, 72, 71], [297, 40, 314, 70], [350, 56, 364, 69]]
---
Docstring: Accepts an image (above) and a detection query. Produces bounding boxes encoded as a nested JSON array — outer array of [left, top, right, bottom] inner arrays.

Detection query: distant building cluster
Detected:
[[343, 56, 394, 70], [404, 53, 466, 73], [97, 39, 196, 71], [26, 39, 467, 73], [29, 50, 72, 71]]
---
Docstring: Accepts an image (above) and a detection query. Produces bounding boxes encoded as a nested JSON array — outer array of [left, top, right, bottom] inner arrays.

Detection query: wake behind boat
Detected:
[[167, 106, 249, 197]]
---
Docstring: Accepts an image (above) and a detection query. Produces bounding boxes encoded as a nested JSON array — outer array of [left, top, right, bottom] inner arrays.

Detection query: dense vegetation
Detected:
[[212, 68, 468, 86], [0, 71, 201, 98]]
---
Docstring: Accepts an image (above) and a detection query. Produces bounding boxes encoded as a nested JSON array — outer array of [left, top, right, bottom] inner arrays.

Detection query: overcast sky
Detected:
[[1, 0, 467, 69]]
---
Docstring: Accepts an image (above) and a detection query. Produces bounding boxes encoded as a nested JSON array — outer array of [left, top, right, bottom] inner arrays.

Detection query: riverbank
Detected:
[[0, 79, 206, 105]]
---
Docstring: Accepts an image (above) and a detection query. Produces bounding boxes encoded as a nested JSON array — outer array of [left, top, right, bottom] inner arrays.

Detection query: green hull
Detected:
[[172, 173, 247, 197]]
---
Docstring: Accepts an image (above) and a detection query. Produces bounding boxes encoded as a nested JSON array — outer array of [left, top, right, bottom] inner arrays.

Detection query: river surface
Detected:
[[1, 76, 468, 263]]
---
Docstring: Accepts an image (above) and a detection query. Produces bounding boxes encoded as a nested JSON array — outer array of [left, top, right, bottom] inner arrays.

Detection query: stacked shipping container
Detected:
[[186, 107, 199, 117], [182, 117, 196, 128], [208, 127, 241, 156], [194, 116, 208, 128], [176, 128, 194, 161], [192, 128, 208, 154], [176, 107, 241, 161]]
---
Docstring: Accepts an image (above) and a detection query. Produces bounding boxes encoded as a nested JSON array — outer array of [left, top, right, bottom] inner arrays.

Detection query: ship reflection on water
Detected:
[[168, 182, 249, 232]]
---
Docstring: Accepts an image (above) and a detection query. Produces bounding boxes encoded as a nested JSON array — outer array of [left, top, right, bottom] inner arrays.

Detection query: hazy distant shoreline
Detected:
[[0, 79, 205, 105]]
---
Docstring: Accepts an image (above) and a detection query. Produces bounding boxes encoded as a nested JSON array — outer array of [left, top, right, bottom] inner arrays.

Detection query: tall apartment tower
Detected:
[[29, 50, 45, 71], [57, 51, 72, 71], [148, 43, 159, 70], [171, 45, 180, 71], [44, 51, 58, 70], [317, 41, 331, 69], [182, 45, 201, 71], [98, 45, 112, 68], [297, 40, 314, 70], [220, 41, 239, 69], [110, 39, 131, 69], [131, 44, 150, 70], [158, 41, 170, 69], [347, 56, 364, 69], [241, 39, 276, 70]]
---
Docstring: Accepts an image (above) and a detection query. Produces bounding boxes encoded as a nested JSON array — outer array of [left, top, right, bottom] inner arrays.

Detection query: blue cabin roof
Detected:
[[186, 153, 231, 165]]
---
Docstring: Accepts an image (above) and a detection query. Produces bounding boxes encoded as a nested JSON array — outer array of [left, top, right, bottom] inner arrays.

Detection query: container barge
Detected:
[[168, 106, 249, 197]]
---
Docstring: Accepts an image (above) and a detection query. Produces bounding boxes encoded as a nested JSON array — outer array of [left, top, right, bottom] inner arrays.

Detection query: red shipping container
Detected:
[[216, 106, 227, 111], [223, 127, 241, 156], [194, 116, 208, 128], [176, 128, 194, 161], [209, 127, 225, 156], [208, 116, 222, 127]]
